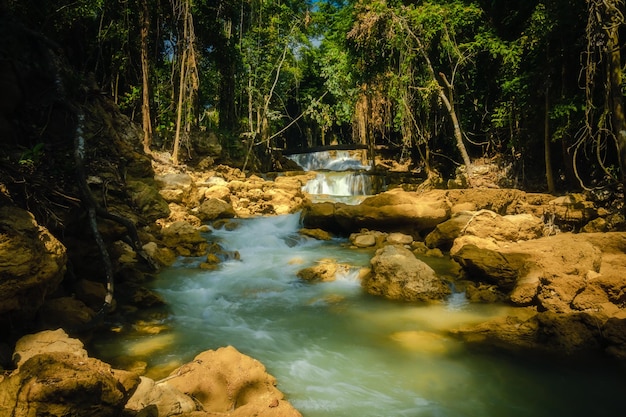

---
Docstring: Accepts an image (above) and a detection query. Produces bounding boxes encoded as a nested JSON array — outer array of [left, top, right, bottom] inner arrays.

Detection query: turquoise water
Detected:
[[91, 213, 626, 417]]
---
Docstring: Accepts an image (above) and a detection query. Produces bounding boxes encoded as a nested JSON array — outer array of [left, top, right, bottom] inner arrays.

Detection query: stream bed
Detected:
[[91, 213, 626, 417]]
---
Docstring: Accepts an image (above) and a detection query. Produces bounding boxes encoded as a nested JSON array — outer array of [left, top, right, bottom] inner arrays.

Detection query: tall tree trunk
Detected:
[[545, 85, 555, 193], [140, 0, 153, 154], [438, 72, 472, 170], [607, 11, 626, 211], [172, 0, 189, 165]]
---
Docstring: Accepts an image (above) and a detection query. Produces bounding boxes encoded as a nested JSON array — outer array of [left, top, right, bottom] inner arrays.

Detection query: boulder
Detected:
[[300, 202, 342, 234], [299, 228, 333, 241], [349, 230, 387, 248], [335, 189, 451, 234], [126, 179, 171, 222], [125, 376, 197, 416], [203, 184, 231, 202], [0, 330, 140, 417], [451, 309, 605, 355], [297, 259, 353, 282], [301, 189, 450, 235], [0, 352, 139, 417], [386, 232, 414, 245], [142, 241, 177, 267], [425, 210, 544, 250], [197, 197, 236, 221], [163, 345, 302, 417], [37, 297, 97, 330], [451, 233, 604, 311], [12, 329, 87, 367], [352, 234, 377, 248], [0, 206, 67, 327], [160, 220, 208, 256], [363, 244, 451, 302]]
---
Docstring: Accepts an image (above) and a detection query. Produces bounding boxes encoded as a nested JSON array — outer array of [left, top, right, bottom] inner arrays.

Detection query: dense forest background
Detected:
[[1, 0, 626, 195]]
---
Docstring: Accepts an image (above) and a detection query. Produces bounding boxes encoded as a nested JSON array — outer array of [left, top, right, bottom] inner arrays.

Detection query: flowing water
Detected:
[[91, 151, 626, 416], [289, 151, 374, 204], [91, 213, 626, 417]]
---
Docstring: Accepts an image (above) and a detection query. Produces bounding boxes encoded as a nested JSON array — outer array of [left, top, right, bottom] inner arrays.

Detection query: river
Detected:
[[90, 151, 626, 416], [90, 212, 626, 417]]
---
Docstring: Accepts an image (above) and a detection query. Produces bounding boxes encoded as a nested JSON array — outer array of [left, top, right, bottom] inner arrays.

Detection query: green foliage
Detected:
[[118, 85, 141, 114], [18, 143, 45, 170], [4, 0, 616, 188]]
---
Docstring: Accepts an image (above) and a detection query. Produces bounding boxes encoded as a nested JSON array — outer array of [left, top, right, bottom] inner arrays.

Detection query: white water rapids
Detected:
[[288, 151, 374, 203], [91, 213, 626, 417]]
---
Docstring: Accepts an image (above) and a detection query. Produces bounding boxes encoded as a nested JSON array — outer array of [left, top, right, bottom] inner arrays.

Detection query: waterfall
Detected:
[[303, 172, 372, 197], [288, 151, 373, 203], [287, 150, 370, 171]]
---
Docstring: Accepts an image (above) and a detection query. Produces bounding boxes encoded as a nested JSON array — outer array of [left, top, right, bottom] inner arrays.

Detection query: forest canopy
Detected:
[[1, 0, 625, 195]]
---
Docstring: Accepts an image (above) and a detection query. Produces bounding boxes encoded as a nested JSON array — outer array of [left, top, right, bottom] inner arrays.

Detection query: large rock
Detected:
[[425, 210, 544, 250], [125, 376, 197, 416], [0, 329, 140, 417], [451, 233, 602, 311], [301, 188, 450, 235], [12, 329, 87, 367], [450, 232, 626, 359], [197, 197, 236, 221], [160, 220, 208, 256], [451, 310, 604, 355], [126, 179, 171, 221], [37, 296, 97, 330], [163, 345, 302, 417], [0, 206, 67, 327], [363, 244, 451, 302], [297, 259, 354, 282], [156, 173, 195, 204]]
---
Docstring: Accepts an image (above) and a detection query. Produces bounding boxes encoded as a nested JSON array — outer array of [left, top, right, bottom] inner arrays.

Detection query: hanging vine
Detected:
[[572, 0, 626, 192]]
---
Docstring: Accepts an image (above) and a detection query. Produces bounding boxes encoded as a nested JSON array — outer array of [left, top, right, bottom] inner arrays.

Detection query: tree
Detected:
[[574, 0, 626, 209], [172, 0, 199, 165], [239, 0, 311, 170], [140, 0, 153, 153], [346, 1, 500, 179]]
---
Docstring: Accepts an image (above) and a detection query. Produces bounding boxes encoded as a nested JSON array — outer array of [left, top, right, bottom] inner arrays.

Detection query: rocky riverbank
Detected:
[[2, 12, 625, 415], [0, 72, 626, 416], [3, 135, 626, 414]]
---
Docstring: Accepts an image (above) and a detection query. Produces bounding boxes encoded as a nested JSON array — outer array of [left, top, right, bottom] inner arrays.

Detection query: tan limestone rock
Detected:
[[364, 244, 451, 302], [164, 346, 302, 417], [297, 259, 351, 282]]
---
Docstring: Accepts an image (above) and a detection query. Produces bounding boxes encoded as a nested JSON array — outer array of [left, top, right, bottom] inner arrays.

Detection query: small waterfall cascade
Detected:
[[288, 150, 373, 203], [302, 172, 372, 196], [288, 150, 371, 171]]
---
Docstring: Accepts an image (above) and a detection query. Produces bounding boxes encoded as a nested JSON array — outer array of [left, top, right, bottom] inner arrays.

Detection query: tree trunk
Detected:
[[545, 86, 555, 193], [607, 15, 626, 211], [172, 0, 189, 165], [140, 0, 153, 154], [438, 72, 471, 171]]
